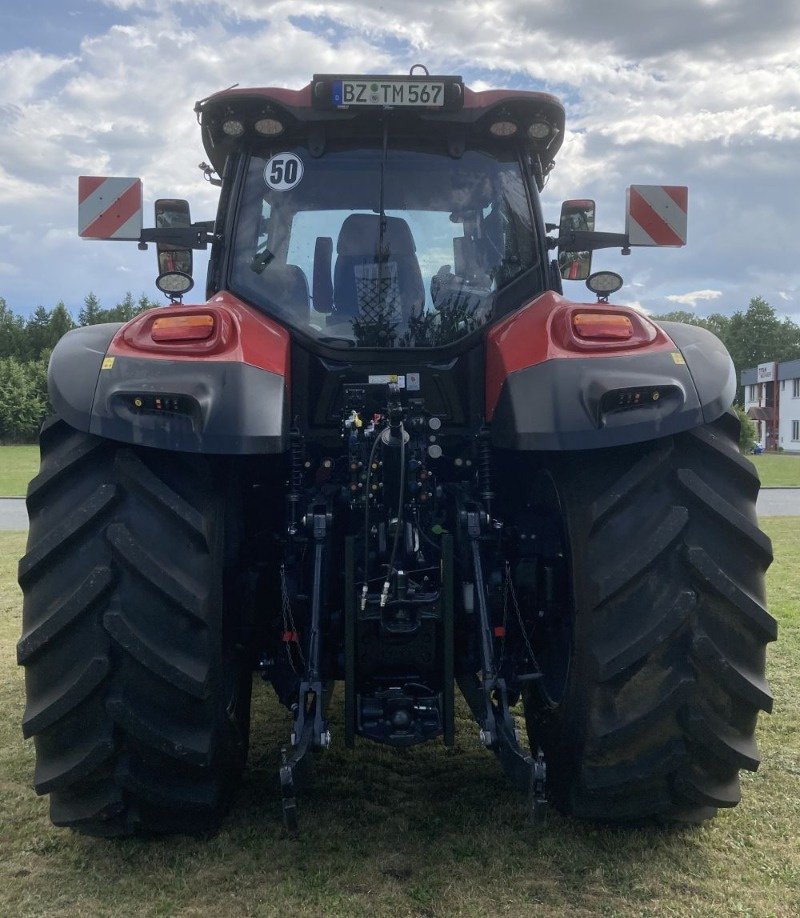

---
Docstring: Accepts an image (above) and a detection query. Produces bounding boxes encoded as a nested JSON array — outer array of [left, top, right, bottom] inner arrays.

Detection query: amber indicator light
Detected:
[[151, 314, 215, 342], [573, 312, 634, 340]]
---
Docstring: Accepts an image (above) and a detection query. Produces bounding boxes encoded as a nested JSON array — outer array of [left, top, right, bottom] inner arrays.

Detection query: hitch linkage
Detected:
[[457, 506, 548, 822], [279, 505, 332, 831]]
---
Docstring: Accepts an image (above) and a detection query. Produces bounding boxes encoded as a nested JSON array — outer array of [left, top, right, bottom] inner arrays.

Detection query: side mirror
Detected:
[[558, 199, 595, 281], [155, 199, 193, 278]]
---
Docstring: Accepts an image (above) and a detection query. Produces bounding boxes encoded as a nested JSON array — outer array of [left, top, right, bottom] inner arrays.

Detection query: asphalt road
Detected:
[[2, 491, 800, 532]]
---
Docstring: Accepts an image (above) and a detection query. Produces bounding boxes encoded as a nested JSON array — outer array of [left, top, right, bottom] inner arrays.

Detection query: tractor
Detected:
[[18, 69, 775, 835]]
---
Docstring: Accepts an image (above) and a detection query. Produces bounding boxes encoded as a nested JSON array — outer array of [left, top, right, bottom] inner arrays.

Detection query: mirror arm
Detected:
[[137, 224, 215, 251], [549, 230, 631, 254]]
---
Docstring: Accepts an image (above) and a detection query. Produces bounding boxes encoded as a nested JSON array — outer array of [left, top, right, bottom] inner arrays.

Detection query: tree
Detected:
[[0, 356, 50, 441], [724, 296, 800, 372], [79, 292, 102, 326], [0, 298, 26, 360], [23, 303, 75, 360], [733, 403, 757, 454], [653, 296, 800, 400]]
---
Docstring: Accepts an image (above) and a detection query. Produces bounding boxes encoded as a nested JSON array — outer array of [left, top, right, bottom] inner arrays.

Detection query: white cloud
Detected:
[[0, 1, 797, 318], [665, 289, 724, 308]]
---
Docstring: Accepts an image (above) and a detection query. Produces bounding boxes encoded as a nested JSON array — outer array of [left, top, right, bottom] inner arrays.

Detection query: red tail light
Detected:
[[151, 314, 215, 342], [572, 312, 634, 340]]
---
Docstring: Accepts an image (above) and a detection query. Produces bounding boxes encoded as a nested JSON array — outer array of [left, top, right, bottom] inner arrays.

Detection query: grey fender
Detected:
[[490, 324, 736, 451], [47, 323, 289, 454], [656, 321, 736, 424], [47, 323, 123, 434]]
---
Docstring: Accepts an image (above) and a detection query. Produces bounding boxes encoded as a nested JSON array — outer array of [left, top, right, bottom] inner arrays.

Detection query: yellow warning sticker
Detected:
[[101, 357, 115, 369], [671, 351, 686, 365]]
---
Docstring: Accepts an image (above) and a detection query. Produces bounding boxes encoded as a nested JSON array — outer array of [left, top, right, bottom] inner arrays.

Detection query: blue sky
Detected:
[[1, 0, 799, 320]]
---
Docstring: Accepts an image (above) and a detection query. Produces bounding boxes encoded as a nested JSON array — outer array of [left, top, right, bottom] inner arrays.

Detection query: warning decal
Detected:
[[626, 185, 688, 247], [79, 176, 143, 240]]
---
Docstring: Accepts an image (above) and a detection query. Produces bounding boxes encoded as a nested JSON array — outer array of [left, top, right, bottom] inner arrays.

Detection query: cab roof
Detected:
[[196, 76, 566, 183]]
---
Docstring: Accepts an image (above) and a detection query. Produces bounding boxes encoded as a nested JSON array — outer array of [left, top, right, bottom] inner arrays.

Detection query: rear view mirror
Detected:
[[155, 199, 193, 277], [558, 199, 595, 281]]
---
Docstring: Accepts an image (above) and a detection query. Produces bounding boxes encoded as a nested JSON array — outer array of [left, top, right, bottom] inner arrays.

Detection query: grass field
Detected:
[[0, 444, 39, 497], [1, 445, 800, 496], [750, 453, 800, 487], [1, 519, 798, 917]]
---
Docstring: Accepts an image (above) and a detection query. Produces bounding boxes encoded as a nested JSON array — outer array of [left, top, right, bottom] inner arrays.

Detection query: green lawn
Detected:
[[2, 443, 800, 498], [0, 444, 39, 497], [751, 452, 800, 487], [0, 519, 798, 917]]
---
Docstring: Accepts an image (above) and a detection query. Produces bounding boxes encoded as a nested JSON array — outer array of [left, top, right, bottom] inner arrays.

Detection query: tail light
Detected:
[[120, 306, 233, 355], [555, 306, 658, 352], [572, 312, 633, 341], [152, 313, 215, 342]]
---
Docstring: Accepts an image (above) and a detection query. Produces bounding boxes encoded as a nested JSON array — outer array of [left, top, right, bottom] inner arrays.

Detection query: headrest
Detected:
[[336, 214, 416, 257]]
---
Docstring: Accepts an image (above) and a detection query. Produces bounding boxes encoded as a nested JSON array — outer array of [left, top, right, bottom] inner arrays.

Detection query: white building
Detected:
[[741, 358, 800, 453]]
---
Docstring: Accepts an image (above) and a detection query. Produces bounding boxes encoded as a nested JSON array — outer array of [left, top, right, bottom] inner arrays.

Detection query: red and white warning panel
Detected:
[[625, 185, 688, 247], [78, 176, 143, 241]]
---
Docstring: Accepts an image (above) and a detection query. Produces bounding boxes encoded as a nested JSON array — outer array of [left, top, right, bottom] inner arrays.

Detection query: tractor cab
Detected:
[[196, 72, 565, 349]]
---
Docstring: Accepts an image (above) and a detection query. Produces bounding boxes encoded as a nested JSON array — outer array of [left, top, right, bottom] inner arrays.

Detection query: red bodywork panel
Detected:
[[107, 291, 290, 379], [206, 84, 562, 113], [485, 292, 676, 421]]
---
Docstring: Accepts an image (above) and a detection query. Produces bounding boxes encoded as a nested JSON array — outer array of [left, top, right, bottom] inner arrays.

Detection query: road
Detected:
[[2, 491, 800, 532]]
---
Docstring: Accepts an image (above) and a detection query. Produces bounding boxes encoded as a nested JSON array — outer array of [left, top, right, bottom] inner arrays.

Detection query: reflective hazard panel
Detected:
[[78, 176, 143, 240], [625, 185, 688, 247]]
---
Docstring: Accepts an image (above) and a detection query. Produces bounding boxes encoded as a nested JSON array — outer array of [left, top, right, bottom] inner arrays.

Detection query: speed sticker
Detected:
[[264, 153, 304, 191]]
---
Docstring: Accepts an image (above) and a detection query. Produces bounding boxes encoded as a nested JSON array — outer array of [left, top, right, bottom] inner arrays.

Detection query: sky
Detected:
[[1, 0, 799, 320]]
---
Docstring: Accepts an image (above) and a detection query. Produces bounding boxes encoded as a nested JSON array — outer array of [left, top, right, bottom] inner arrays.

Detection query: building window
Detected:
[[793, 378, 800, 398], [793, 421, 800, 441]]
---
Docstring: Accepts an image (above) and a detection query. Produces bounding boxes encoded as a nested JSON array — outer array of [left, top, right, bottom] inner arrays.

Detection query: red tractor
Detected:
[[19, 70, 774, 835]]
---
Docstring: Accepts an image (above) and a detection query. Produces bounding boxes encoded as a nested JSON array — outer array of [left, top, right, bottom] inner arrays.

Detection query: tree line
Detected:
[[1, 293, 797, 444], [0, 293, 156, 442]]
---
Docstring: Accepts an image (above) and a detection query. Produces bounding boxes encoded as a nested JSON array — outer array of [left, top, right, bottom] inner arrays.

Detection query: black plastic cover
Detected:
[[491, 330, 734, 451], [47, 324, 288, 454]]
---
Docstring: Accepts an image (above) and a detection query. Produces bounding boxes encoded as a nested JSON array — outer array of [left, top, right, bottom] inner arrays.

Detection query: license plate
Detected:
[[333, 79, 445, 108]]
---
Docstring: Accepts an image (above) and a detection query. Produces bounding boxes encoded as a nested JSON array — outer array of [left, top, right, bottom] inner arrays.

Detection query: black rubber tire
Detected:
[[17, 418, 252, 836], [523, 410, 776, 823]]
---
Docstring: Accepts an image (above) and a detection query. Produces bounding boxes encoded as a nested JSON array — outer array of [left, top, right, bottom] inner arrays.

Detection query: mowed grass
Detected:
[[2, 442, 800, 496], [2, 444, 800, 496], [1, 521, 799, 917], [0, 444, 39, 497], [751, 452, 800, 487]]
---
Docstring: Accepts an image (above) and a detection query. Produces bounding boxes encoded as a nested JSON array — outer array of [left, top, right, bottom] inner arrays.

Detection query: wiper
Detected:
[[317, 335, 355, 348], [250, 246, 275, 274]]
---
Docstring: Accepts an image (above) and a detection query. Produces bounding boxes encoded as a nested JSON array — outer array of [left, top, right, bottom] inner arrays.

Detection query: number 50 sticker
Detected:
[[264, 153, 304, 191]]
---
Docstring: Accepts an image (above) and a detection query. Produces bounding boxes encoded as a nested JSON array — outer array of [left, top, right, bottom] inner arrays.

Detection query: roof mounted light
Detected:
[[222, 119, 245, 137], [489, 120, 517, 137], [255, 117, 284, 136], [586, 271, 624, 299], [528, 120, 552, 140]]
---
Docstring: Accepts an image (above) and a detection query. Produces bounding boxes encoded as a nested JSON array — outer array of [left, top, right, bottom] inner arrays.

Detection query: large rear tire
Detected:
[[17, 418, 252, 836], [523, 410, 776, 822]]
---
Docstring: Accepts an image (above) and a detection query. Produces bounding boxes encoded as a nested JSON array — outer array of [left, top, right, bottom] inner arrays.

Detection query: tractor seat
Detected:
[[332, 214, 424, 323], [261, 263, 310, 323]]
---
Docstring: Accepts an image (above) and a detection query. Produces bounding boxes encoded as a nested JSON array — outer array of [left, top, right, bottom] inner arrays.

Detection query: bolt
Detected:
[[479, 728, 493, 747], [290, 732, 297, 746], [320, 730, 332, 749]]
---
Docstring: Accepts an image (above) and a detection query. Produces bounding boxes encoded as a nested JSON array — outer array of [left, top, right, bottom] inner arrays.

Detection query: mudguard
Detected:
[[47, 295, 290, 454], [487, 294, 736, 451]]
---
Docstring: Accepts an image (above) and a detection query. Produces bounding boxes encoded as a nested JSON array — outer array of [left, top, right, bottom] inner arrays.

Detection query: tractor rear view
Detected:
[[18, 69, 775, 836]]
